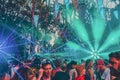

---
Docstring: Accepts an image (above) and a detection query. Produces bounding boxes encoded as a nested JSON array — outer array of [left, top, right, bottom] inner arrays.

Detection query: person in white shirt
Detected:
[[95, 59, 110, 80], [69, 60, 78, 80]]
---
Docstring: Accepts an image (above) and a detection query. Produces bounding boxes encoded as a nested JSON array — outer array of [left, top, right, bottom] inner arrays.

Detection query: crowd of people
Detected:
[[0, 51, 120, 80]]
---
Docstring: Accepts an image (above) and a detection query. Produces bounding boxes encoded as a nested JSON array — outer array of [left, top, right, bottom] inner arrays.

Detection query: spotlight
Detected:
[[91, 50, 100, 59]]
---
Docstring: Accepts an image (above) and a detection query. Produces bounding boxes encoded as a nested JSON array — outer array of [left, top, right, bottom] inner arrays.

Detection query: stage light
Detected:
[[0, 24, 22, 61], [90, 50, 100, 59]]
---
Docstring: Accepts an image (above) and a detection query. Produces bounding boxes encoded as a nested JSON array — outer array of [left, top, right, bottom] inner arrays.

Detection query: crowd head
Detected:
[[76, 64, 85, 76], [109, 51, 120, 70], [11, 66, 36, 80], [41, 59, 53, 78], [85, 59, 93, 70], [0, 51, 120, 80]]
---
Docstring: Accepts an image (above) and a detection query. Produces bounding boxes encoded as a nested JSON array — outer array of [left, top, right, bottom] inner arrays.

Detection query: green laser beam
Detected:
[[99, 25, 120, 52], [99, 47, 120, 56], [66, 41, 91, 53], [71, 17, 94, 51], [91, 12, 106, 51], [65, 8, 94, 51], [98, 52, 111, 59]]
